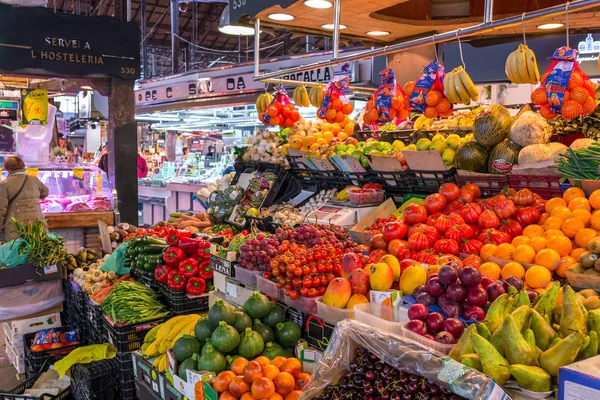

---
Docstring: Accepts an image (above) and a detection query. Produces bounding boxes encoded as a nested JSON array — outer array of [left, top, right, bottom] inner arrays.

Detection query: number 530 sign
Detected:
[[228, 0, 295, 23]]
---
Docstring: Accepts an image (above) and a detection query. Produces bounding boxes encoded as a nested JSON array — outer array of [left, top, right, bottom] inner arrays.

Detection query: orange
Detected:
[[512, 235, 532, 247], [495, 243, 516, 260], [574, 228, 598, 248], [591, 211, 600, 230], [561, 217, 585, 238], [321, 131, 334, 143], [543, 216, 564, 231], [302, 136, 316, 148], [534, 248, 561, 271], [479, 262, 501, 280], [571, 209, 592, 226], [543, 229, 565, 240], [336, 132, 348, 141], [513, 244, 536, 263], [530, 236, 547, 253], [525, 265, 553, 289], [563, 187, 586, 203], [568, 197, 591, 212], [545, 197, 567, 214], [571, 247, 586, 259], [590, 189, 600, 209], [264, 365, 280, 380], [556, 255, 578, 278], [550, 206, 572, 220], [523, 224, 545, 238], [480, 244, 497, 262], [502, 261, 526, 280], [546, 235, 573, 257]]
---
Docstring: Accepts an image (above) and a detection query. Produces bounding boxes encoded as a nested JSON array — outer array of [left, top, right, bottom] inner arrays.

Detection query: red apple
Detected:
[[406, 320, 428, 336], [425, 312, 444, 333], [400, 259, 420, 273], [348, 268, 370, 296], [341, 252, 362, 279]]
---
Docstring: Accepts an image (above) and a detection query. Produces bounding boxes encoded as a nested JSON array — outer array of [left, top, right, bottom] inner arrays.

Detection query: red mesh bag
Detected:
[[362, 67, 409, 128], [259, 85, 301, 128], [405, 62, 453, 118], [317, 77, 354, 123]]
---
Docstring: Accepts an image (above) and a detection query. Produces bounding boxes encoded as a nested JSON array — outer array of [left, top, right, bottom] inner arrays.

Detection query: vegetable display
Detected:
[[554, 141, 600, 180], [101, 281, 168, 324], [11, 217, 68, 267]]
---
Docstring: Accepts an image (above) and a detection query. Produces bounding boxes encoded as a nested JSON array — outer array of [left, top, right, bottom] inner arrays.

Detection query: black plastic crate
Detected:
[[116, 352, 135, 384], [408, 168, 457, 193], [102, 315, 165, 353], [85, 301, 103, 331], [71, 284, 87, 313], [371, 169, 413, 196], [0, 374, 72, 400], [120, 378, 138, 400], [23, 326, 80, 379], [135, 379, 161, 400], [133, 270, 161, 291], [71, 359, 120, 400], [160, 283, 209, 315], [305, 315, 334, 351]]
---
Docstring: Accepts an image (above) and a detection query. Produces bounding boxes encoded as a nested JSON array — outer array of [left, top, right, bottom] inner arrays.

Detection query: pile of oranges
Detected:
[[474, 187, 600, 292], [531, 70, 597, 120], [404, 81, 452, 119], [362, 92, 409, 125], [260, 101, 302, 128], [319, 92, 354, 124], [212, 356, 308, 400], [287, 121, 355, 152]]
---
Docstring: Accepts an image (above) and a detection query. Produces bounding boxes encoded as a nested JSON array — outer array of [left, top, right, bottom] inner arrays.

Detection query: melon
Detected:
[[488, 139, 522, 174], [455, 142, 489, 173], [473, 105, 513, 147]]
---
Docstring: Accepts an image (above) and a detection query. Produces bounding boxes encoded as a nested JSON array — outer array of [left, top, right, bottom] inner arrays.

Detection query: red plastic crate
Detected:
[[508, 174, 562, 199], [455, 173, 509, 197]]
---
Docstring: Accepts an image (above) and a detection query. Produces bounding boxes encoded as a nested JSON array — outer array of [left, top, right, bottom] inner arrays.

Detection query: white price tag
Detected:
[[152, 381, 159, 392], [226, 282, 237, 298]]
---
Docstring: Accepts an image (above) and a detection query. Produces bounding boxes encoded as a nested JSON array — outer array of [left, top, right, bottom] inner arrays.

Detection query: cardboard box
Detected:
[[369, 290, 403, 307], [166, 349, 215, 399], [348, 198, 397, 245], [559, 355, 600, 399], [403, 150, 448, 171], [5, 345, 25, 374], [133, 352, 165, 399], [3, 311, 61, 346], [0, 263, 62, 288]]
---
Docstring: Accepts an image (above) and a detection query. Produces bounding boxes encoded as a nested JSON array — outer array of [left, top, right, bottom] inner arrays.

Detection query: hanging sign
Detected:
[[279, 63, 359, 84], [0, 100, 18, 122], [21, 89, 48, 125], [0, 4, 140, 79], [135, 73, 264, 106], [26, 168, 38, 178]]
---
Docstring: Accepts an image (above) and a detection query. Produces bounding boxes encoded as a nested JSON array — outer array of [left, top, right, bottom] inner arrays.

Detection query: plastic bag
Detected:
[[317, 77, 353, 123], [259, 85, 301, 128], [406, 62, 453, 118], [301, 319, 494, 400], [0, 280, 64, 321], [362, 68, 408, 128], [533, 46, 597, 120], [18, 104, 56, 155], [99, 241, 130, 275], [0, 238, 29, 267]]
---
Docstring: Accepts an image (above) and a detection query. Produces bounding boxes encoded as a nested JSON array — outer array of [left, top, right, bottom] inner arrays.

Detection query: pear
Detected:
[[552, 305, 562, 326], [449, 324, 476, 362], [484, 293, 510, 333], [559, 285, 588, 338], [534, 281, 560, 323], [578, 331, 598, 360], [549, 337, 561, 348], [508, 364, 553, 393], [589, 310, 600, 335], [514, 290, 531, 308], [460, 353, 482, 372], [523, 328, 543, 358], [539, 331, 584, 376], [501, 314, 539, 366], [476, 323, 491, 341], [471, 332, 511, 385], [530, 309, 557, 351], [512, 305, 532, 332]]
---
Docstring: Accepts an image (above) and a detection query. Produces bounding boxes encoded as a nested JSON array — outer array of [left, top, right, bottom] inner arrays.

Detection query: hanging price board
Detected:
[[26, 168, 38, 177], [73, 167, 84, 180]]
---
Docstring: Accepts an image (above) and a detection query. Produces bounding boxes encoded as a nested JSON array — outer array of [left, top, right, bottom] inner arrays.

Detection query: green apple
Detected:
[[359, 155, 370, 169], [428, 139, 446, 154], [442, 148, 455, 165], [392, 140, 405, 151], [404, 144, 417, 151], [445, 137, 460, 151], [432, 133, 445, 142], [416, 138, 432, 151]]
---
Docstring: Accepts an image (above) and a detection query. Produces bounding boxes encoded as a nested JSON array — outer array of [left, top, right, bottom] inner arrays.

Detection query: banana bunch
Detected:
[[506, 44, 540, 84], [336, 185, 361, 201], [444, 66, 479, 105], [141, 314, 201, 359], [255, 93, 274, 114], [309, 84, 324, 107], [414, 115, 435, 130], [293, 85, 310, 107]]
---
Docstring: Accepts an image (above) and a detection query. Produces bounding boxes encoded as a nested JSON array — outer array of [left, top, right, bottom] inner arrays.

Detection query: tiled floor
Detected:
[[0, 329, 22, 391]]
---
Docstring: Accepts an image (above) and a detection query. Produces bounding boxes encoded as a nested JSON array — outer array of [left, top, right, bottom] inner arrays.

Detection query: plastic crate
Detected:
[[134, 271, 161, 291], [508, 174, 562, 199], [399, 322, 454, 354], [304, 315, 334, 350], [256, 275, 285, 302], [86, 301, 103, 331], [102, 315, 165, 354], [0, 374, 71, 400], [119, 378, 138, 400], [371, 170, 412, 196], [116, 352, 135, 384], [71, 359, 120, 400], [455, 172, 510, 197], [315, 297, 355, 325], [354, 303, 408, 336], [284, 295, 317, 315], [233, 265, 261, 286], [135, 379, 161, 400], [159, 284, 210, 316], [23, 326, 80, 379], [408, 168, 457, 194]]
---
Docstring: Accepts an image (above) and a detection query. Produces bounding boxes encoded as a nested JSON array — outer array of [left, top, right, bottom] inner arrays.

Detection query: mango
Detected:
[[323, 278, 351, 308], [369, 263, 394, 291], [346, 294, 369, 309], [380, 255, 401, 282], [399, 265, 426, 295], [348, 268, 370, 296]]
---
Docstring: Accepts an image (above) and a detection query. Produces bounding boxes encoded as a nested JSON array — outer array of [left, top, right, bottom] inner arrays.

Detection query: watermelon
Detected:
[[487, 139, 521, 174], [473, 105, 513, 147], [456, 142, 489, 173]]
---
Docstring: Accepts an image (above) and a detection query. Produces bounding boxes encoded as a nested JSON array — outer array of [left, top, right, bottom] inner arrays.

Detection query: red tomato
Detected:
[[533, 198, 547, 214], [462, 254, 483, 269], [444, 224, 474, 241], [381, 221, 408, 242], [477, 229, 511, 245], [443, 200, 464, 215], [370, 234, 388, 250], [426, 212, 442, 227], [433, 238, 459, 255], [478, 209, 500, 229], [407, 224, 440, 243], [416, 249, 440, 265], [387, 239, 409, 258], [468, 223, 481, 238], [462, 183, 482, 199], [434, 214, 465, 233], [460, 203, 483, 224], [513, 207, 541, 227], [408, 232, 431, 251], [362, 183, 383, 190], [477, 197, 497, 211], [403, 204, 428, 225], [458, 189, 474, 204], [498, 219, 524, 238], [397, 245, 416, 260], [493, 199, 516, 220], [437, 254, 463, 269], [439, 183, 461, 202], [369, 248, 388, 263], [424, 193, 447, 215], [459, 239, 484, 255]]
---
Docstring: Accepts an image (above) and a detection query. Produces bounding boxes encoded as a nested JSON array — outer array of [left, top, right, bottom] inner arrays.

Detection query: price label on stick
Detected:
[[73, 167, 84, 180], [26, 168, 38, 177]]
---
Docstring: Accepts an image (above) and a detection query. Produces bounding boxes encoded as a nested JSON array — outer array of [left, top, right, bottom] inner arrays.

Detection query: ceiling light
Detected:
[[268, 13, 295, 21], [304, 0, 332, 9], [322, 24, 347, 30], [81, 86, 93, 90], [218, 5, 255, 36], [537, 23, 564, 30], [366, 31, 390, 36]]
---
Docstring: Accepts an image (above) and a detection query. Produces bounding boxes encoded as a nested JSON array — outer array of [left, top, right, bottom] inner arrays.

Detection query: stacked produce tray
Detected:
[[0, 374, 71, 400], [159, 283, 210, 315], [132, 269, 161, 291], [102, 315, 165, 353], [71, 359, 120, 400], [508, 173, 563, 199], [409, 168, 457, 193], [116, 352, 137, 400], [455, 172, 509, 197], [23, 326, 80, 379]]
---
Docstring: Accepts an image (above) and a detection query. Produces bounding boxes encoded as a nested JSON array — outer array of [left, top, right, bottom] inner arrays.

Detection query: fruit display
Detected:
[[242, 129, 287, 164], [316, 79, 354, 124], [234, 172, 277, 220], [430, 107, 483, 129], [406, 62, 454, 118], [292, 84, 310, 107], [309, 84, 324, 108], [362, 67, 409, 126], [443, 66, 479, 106], [505, 44, 540, 85], [548, 102, 600, 140], [101, 280, 169, 324], [256, 93, 275, 115], [259, 86, 302, 129], [532, 46, 597, 121]]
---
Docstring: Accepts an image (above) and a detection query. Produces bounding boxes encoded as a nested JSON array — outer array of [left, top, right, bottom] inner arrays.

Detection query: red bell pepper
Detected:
[[179, 258, 199, 278], [197, 240, 211, 260], [166, 229, 192, 246], [186, 277, 206, 295], [198, 260, 213, 280], [163, 246, 186, 267], [178, 237, 203, 256], [167, 269, 187, 291], [154, 265, 170, 284]]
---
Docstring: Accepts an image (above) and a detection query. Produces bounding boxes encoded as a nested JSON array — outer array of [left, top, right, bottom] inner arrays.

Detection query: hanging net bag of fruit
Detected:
[[259, 85, 301, 128], [317, 77, 354, 123], [405, 62, 453, 119], [532, 46, 597, 121], [362, 67, 408, 128]]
